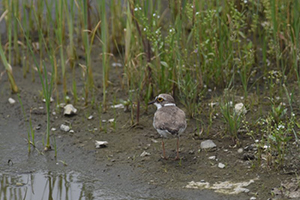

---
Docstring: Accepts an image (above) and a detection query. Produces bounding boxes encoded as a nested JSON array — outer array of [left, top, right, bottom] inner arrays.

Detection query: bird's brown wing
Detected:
[[154, 107, 186, 135]]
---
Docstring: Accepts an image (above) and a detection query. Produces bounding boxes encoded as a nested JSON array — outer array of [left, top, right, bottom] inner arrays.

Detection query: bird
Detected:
[[148, 94, 187, 160]]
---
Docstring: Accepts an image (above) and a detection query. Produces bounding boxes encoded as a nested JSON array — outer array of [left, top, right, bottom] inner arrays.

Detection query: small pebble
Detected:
[[189, 150, 194, 154], [237, 148, 243, 154], [218, 163, 225, 169], [200, 140, 217, 151], [234, 103, 247, 115], [8, 98, 16, 104], [111, 62, 122, 67], [35, 124, 41, 130], [151, 139, 158, 143], [108, 118, 115, 123], [140, 151, 151, 157], [95, 140, 108, 148], [111, 104, 124, 109], [208, 156, 216, 160], [60, 124, 70, 132], [63, 104, 77, 116]]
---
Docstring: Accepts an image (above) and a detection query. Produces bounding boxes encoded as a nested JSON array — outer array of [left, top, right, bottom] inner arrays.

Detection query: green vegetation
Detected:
[[1, 0, 300, 168]]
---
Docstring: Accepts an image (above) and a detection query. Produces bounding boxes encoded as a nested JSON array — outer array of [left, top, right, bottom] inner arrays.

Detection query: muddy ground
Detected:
[[1, 51, 300, 199]]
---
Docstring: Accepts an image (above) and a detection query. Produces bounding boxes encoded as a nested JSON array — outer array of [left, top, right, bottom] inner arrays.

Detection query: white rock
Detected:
[[140, 151, 151, 157], [200, 140, 217, 150], [8, 98, 16, 104], [151, 139, 158, 143], [237, 148, 243, 154], [95, 140, 108, 148], [63, 104, 77, 115], [69, 130, 74, 133], [250, 197, 256, 200], [111, 62, 122, 67], [60, 124, 70, 132], [208, 156, 216, 160], [234, 103, 247, 115], [51, 128, 56, 131], [111, 104, 125, 109], [218, 163, 225, 169], [108, 118, 115, 123], [88, 115, 93, 120]]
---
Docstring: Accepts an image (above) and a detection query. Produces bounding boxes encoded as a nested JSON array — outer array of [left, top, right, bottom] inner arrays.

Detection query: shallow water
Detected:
[[0, 171, 88, 200]]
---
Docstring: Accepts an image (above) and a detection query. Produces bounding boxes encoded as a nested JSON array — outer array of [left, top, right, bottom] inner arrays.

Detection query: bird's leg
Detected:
[[175, 137, 180, 160], [162, 138, 168, 159]]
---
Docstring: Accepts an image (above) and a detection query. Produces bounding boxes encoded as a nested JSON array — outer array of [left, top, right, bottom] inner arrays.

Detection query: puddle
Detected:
[[0, 171, 92, 200]]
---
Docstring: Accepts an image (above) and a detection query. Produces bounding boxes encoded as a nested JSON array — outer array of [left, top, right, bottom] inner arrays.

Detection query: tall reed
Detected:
[[0, 40, 19, 93], [81, 0, 94, 105], [99, 0, 109, 110]]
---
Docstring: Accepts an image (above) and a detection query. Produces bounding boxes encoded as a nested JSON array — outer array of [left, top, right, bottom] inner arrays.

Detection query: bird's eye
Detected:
[[157, 97, 163, 102]]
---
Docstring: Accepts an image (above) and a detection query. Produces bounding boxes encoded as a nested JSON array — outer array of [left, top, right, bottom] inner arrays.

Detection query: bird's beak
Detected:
[[148, 99, 156, 105]]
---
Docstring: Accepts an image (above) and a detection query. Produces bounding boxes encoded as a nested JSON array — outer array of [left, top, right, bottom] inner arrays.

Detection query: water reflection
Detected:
[[0, 171, 93, 200]]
